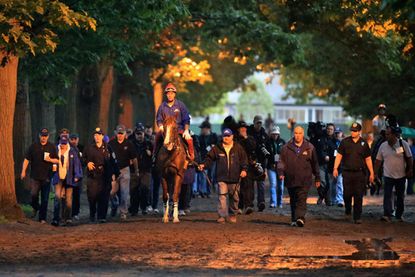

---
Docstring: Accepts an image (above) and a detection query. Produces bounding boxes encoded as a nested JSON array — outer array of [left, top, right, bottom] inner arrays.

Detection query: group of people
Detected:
[[20, 82, 414, 227]]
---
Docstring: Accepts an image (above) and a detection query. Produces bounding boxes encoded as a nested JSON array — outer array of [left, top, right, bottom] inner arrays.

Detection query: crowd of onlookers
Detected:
[[20, 102, 414, 226]]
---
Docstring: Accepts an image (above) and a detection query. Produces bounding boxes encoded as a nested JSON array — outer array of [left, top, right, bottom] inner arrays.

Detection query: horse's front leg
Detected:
[[172, 174, 183, 223], [161, 177, 169, 223]]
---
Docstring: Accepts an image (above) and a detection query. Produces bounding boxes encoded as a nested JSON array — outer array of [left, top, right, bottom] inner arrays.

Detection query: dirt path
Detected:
[[0, 193, 414, 276]]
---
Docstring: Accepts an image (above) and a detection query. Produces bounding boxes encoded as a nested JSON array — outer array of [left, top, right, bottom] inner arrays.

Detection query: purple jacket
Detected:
[[52, 147, 83, 187], [156, 99, 190, 131], [277, 139, 320, 188]]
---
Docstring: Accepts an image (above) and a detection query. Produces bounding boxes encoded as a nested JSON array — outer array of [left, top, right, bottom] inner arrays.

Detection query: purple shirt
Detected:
[[156, 99, 190, 131]]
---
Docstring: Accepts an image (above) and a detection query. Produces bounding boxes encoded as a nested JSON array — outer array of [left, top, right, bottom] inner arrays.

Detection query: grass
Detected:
[[0, 215, 8, 224]]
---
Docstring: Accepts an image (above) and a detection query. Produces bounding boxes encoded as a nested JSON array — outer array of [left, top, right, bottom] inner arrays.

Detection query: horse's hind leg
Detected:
[[161, 178, 169, 223], [172, 175, 183, 223]]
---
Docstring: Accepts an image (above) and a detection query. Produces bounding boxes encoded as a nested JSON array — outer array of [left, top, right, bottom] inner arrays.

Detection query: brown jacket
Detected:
[[277, 139, 320, 188]]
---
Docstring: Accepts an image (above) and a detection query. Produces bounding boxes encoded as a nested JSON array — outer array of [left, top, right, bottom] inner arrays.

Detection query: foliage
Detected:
[[0, 0, 96, 63]]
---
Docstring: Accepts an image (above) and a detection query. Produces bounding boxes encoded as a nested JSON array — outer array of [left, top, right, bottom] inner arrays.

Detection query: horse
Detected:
[[155, 115, 188, 223]]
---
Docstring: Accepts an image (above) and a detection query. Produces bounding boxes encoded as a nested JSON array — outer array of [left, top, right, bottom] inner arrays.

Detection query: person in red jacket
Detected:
[[278, 126, 320, 227]]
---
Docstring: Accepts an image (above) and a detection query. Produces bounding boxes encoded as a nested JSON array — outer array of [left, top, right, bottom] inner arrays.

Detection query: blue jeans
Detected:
[[268, 169, 284, 207], [332, 174, 344, 205], [197, 171, 208, 195], [383, 177, 406, 218], [30, 179, 51, 221]]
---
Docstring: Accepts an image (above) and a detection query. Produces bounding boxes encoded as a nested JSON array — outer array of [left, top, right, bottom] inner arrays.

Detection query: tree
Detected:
[[0, 0, 95, 219]]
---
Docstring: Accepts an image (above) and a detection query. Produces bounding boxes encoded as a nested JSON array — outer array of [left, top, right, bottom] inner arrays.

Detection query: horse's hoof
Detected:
[[173, 218, 180, 223], [162, 217, 169, 223]]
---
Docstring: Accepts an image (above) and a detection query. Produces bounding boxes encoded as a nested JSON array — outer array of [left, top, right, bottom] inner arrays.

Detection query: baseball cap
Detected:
[[59, 136, 68, 145], [270, 126, 280, 135], [334, 127, 342, 133], [199, 121, 211, 129], [253, 115, 263, 123], [116, 124, 127, 134], [93, 127, 104, 135], [39, 128, 49, 136], [222, 128, 233, 137], [135, 123, 145, 133], [350, 122, 362, 132], [238, 120, 249, 128], [69, 133, 79, 139]]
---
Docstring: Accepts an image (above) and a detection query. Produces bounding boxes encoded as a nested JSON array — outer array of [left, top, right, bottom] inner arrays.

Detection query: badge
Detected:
[[112, 152, 116, 159], [70, 155, 73, 158], [124, 146, 128, 150], [302, 151, 308, 155], [361, 142, 365, 146], [206, 145, 212, 152], [174, 108, 180, 113]]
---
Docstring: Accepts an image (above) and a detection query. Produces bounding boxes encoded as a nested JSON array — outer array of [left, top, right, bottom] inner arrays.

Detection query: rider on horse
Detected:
[[154, 82, 195, 161]]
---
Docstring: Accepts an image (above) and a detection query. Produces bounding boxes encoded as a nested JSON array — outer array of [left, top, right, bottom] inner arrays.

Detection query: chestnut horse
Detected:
[[155, 116, 187, 223]]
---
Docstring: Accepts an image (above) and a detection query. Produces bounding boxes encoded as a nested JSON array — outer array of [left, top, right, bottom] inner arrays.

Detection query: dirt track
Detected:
[[0, 192, 414, 276]]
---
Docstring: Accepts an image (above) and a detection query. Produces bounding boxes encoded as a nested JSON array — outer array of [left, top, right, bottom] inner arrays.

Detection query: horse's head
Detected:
[[163, 116, 178, 151]]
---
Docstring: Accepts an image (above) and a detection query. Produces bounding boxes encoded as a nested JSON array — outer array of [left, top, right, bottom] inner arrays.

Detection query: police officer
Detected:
[[333, 122, 374, 224], [84, 128, 120, 223]]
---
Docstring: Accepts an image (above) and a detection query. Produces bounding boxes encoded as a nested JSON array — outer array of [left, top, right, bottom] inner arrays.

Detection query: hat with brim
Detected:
[[222, 128, 233, 137], [39, 128, 49, 136], [94, 127, 104, 135], [116, 125, 127, 134], [350, 122, 362, 132]]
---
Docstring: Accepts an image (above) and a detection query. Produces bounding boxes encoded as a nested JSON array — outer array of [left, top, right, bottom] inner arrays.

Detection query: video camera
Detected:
[[307, 121, 326, 140]]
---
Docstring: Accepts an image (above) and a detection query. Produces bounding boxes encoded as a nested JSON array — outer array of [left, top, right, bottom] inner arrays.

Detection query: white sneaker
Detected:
[[73, 215, 80, 221], [179, 210, 186, 216], [153, 209, 159, 214], [146, 206, 153, 213], [120, 214, 127, 221]]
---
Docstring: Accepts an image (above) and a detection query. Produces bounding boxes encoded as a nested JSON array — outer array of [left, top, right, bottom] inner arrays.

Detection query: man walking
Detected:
[[375, 125, 413, 222], [21, 128, 59, 223], [333, 122, 375, 224], [109, 125, 138, 220], [200, 128, 248, 223], [277, 126, 320, 227]]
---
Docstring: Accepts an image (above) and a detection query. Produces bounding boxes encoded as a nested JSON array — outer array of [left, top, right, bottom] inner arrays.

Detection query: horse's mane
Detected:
[[164, 116, 179, 145]]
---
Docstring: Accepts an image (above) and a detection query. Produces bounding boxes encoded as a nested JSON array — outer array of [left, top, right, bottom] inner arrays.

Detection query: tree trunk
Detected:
[[13, 75, 32, 204], [97, 63, 114, 133], [153, 82, 163, 130], [0, 54, 23, 219], [118, 90, 133, 128]]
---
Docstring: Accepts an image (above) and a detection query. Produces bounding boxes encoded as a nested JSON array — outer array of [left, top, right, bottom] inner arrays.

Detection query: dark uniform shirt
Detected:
[[108, 139, 137, 169], [84, 142, 119, 180], [25, 141, 58, 180], [131, 138, 153, 173], [337, 136, 371, 171]]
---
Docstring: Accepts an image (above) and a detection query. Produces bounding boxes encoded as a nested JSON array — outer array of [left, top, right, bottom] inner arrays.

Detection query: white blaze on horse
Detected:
[[156, 115, 187, 223]]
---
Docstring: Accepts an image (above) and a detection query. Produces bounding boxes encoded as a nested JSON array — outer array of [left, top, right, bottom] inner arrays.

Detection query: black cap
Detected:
[[135, 122, 145, 133], [238, 120, 249, 128], [93, 127, 104, 135], [69, 133, 79, 139], [39, 128, 49, 136], [350, 122, 362, 132], [199, 121, 211, 129]]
